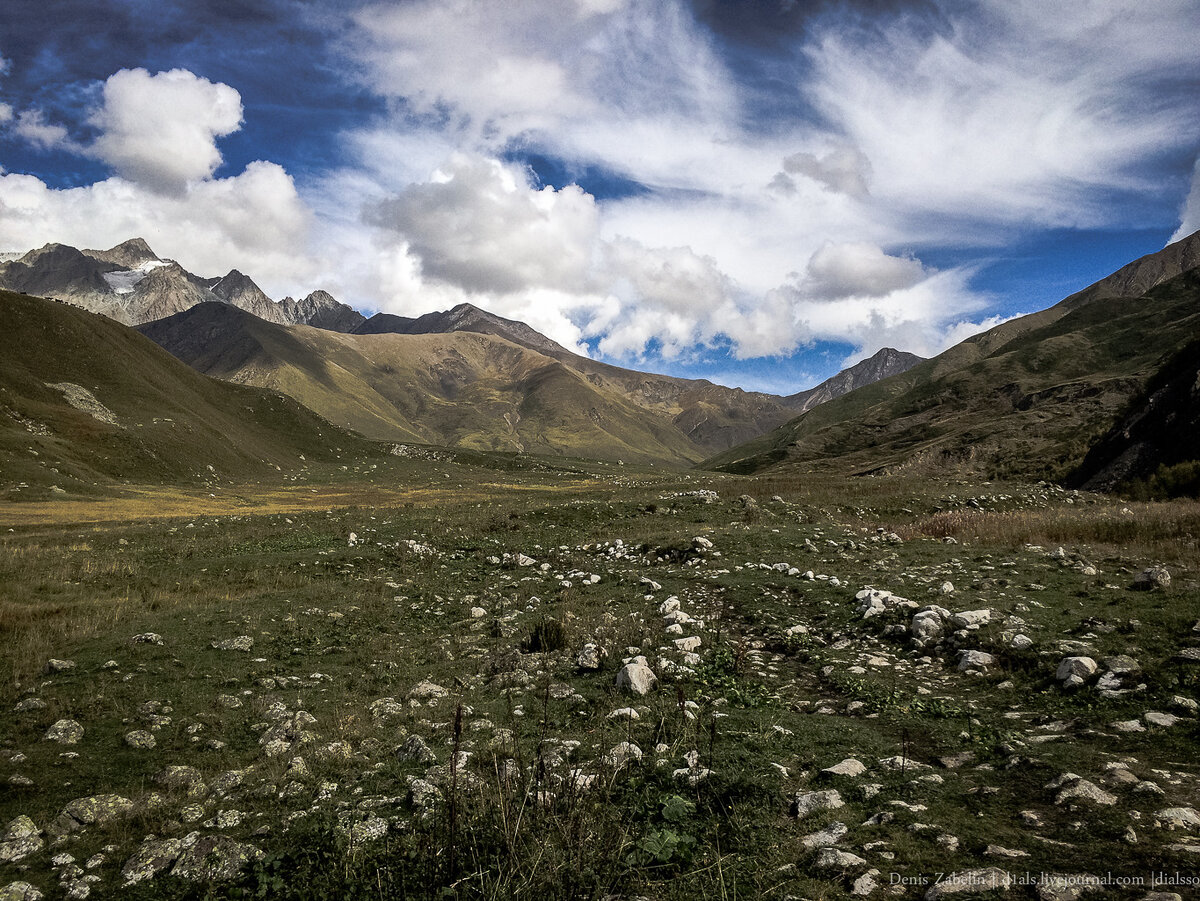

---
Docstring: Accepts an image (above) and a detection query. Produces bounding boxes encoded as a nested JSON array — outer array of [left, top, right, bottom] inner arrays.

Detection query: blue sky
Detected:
[[1, 0, 1198, 394]]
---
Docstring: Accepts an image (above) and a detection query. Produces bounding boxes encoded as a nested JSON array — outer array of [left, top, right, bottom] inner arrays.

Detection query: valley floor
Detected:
[[1, 455, 1198, 900]]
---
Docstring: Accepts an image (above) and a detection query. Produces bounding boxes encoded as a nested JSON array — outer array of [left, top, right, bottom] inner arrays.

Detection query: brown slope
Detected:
[[0, 292, 376, 494], [140, 303, 711, 464]]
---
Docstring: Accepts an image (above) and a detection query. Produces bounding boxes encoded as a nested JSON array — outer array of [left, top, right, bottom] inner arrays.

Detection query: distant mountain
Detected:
[[141, 302, 809, 465], [786, 347, 924, 414], [705, 230, 1200, 480], [0, 291, 375, 493], [0, 239, 363, 332], [355, 303, 569, 356]]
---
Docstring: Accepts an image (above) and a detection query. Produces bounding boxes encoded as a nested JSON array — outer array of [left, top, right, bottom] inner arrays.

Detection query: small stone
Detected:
[[210, 636, 253, 652], [924, 867, 1012, 899], [121, 838, 183, 886], [1131, 565, 1170, 591], [577, 643, 605, 670], [791, 789, 844, 819], [43, 659, 75, 674], [822, 758, 866, 778], [615, 662, 657, 696], [131, 633, 164, 645], [170, 833, 263, 882], [1143, 711, 1182, 728], [1154, 807, 1200, 830], [957, 650, 996, 672], [44, 719, 83, 745], [815, 847, 867, 869], [800, 821, 848, 849], [0, 817, 44, 863], [124, 730, 156, 750], [1056, 656, 1098, 689], [603, 742, 643, 770], [0, 882, 44, 901]]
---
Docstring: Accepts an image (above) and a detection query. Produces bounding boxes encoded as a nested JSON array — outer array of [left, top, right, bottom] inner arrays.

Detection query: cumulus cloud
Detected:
[[1170, 156, 1200, 244], [0, 162, 314, 292], [368, 155, 600, 295], [89, 68, 243, 193], [803, 242, 926, 299]]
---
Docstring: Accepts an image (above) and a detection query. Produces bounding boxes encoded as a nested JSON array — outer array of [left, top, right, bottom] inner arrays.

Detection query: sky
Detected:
[[1, 0, 1198, 394]]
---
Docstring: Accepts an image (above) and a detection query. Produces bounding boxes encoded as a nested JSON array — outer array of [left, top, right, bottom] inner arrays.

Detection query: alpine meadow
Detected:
[[1, 2, 1199, 901]]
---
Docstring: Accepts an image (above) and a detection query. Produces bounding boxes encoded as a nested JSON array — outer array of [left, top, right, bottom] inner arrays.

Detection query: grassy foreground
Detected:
[[1, 452, 1198, 899]]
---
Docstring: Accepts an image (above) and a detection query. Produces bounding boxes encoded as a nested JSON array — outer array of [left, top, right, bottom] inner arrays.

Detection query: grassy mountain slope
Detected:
[[140, 303, 713, 464], [706, 232, 1200, 480], [0, 292, 374, 495]]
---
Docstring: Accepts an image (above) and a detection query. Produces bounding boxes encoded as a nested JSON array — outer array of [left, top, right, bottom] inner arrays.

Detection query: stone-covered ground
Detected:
[[1, 457, 1198, 900]]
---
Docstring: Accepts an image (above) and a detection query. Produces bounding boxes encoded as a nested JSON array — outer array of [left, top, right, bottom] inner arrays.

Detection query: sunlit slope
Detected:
[[140, 303, 713, 464]]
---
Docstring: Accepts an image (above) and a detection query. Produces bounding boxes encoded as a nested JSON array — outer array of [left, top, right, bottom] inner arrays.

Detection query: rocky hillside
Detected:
[[706, 230, 1200, 481], [0, 238, 364, 331]]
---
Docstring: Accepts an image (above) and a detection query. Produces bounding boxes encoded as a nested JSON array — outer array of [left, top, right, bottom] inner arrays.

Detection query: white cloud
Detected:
[[0, 102, 11, 126], [89, 68, 243, 194], [1170, 156, 1200, 244], [368, 154, 600, 295], [803, 242, 926, 299], [779, 146, 872, 199], [0, 162, 315, 292], [804, 0, 1200, 234], [13, 109, 72, 150]]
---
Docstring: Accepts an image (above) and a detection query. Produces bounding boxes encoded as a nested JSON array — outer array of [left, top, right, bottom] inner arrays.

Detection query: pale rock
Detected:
[[121, 838, 183, 886], [210, 636, 253, 652], [800, 821, 848, 849], [0, 817, 43, 863], [951, 609, 991, 629], [791, 789, 844, 819], [170, 832, 263, 882], [1056, 656, 1098, 689], [815, 847, 867, 869], [1132, 565, 1170, 590], [603, 742, 643, 770], [615, 662, 657, 696], [0, 882, 44, 901], [822, 758, 867, 778], [1143, 711, 1182, 728], [124, 730, 156, 750], [44, 719, 83, 745], [577, 643, 605, 670], [958, 650, 996, 672], [1154, 807, 1200, 829]]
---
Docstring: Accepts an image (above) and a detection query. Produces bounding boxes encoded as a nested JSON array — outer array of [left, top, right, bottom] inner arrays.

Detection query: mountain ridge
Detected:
[[704, 229, 1200, 480], [0, 238, 364, 332]]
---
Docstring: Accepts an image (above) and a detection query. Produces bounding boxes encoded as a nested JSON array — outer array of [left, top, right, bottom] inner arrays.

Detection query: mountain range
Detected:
[[7, 229, 1194, 491], [0, 237, 923, 467], [0, 238, 365, 331]]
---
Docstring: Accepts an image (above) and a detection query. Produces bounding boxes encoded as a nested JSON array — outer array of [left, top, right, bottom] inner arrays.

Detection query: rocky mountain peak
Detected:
[[84, 237, 161, 269]]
